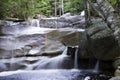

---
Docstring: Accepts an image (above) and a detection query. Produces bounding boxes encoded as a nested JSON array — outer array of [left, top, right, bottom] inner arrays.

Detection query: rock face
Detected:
[[78, 18, 120, 60], [0, 23, 64, 58]]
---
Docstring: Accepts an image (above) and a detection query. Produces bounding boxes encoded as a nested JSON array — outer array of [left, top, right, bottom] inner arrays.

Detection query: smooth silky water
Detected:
[[74, 46, 79, 69]]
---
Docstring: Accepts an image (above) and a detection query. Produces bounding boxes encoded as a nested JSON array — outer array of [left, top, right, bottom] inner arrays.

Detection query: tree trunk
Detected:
[[55, 0, 57, 17], [84, 0, 91, 28], [87, 0, 105, 20], [61, 0, 64, 14]]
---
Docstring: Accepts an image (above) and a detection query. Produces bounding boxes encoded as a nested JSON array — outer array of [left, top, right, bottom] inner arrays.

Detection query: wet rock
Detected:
[[0, 27, 65, 58], [45, 28, 84, 46], [0, 55, 73, 71], [58, 28, 84, 46], [0, 56, 49, 71], [60, 31, 83, 46]]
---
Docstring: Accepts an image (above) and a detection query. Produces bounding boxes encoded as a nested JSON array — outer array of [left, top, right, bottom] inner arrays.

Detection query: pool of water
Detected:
[[0, 69, 111, 80]]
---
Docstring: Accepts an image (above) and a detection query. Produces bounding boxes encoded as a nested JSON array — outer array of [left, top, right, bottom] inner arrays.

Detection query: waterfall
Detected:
[[33, 47, 71, 69], [74, 46, 79, 69], [10, 50, 15, 70], [80, 11, 85, 17], [29, 19, 40, 27], [62, 47, 67, 55], [93, 60, 99, 72], [9, 37, 16, 70]]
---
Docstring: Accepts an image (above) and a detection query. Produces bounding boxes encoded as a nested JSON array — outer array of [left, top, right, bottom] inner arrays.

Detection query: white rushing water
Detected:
[[0, 69, 82, 80], [93, 60, 100, 73], [29, 19, 40, 27], [34, 47, 69, 69]]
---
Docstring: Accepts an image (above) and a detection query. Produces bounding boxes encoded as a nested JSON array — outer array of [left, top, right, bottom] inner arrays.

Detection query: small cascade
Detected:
[[93, 60, 100, 73], [29, 19, 40, 27], [62, 47, 68, 55], [80, 11, 85, 17], [10, 50, 15, 70], [74, 46, 79, 69], [33, 47, 71, 69], [9, 38, 16, 70]]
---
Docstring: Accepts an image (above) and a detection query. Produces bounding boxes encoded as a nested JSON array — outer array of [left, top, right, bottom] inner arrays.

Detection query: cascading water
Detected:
[[29, 19, 40, 27], [0, 36, 16, 70], [93, 60, 100, 73], [34, 47, 72, 69], [74, 46, 79, 69]]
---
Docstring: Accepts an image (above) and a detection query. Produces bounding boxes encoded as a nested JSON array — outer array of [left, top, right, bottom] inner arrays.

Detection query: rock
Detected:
[[114, 66, 120, 76], [0, 26, 65, 58], [60, 31, 83, 46], [33, 14, 46, 19], [5, 18, 25, 22], [40, 18, 72, 28], [0, 55, 73, 71], [60, 13, 71, 18], [113, 58, 120, 69], [86, 18, 120, 60], [109, 77, 120, 80], [40, 14, 85, 28], [78, 31, 94, 59], [60, 15, 83, 23], [0, 56, 48, 71], [46, 28, 85, 46]]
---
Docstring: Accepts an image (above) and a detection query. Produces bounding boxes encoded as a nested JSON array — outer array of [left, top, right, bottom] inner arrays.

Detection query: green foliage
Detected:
[[108, 0, 117, 6], [0, 0, 10, 19], [65, 0, 84, 14], [64, 0, 84, 14], [0, 0, 84, 19], [35, 0, 52, 17]]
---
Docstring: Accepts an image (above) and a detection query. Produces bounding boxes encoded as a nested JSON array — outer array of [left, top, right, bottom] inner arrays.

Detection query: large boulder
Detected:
[[82, 18, 120, 60]]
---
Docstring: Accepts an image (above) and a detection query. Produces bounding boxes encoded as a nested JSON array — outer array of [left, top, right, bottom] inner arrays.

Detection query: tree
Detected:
[[0, 0, 84, 19], [64, 0, 84, 14], [0, 0, 10, 19]]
